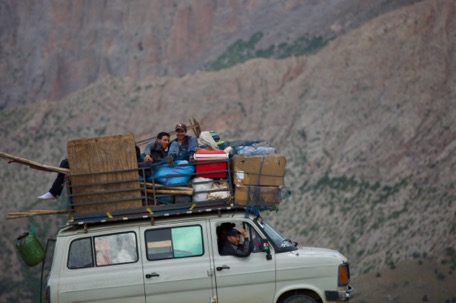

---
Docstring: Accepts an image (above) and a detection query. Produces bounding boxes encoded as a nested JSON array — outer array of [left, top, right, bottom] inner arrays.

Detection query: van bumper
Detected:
[[325, 285, 353, 302]]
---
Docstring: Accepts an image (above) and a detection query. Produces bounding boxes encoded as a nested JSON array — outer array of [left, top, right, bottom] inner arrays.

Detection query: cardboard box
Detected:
[[234, 185, 281, 207], [231, 154, 286, 186], [195, 150, 228, 179]]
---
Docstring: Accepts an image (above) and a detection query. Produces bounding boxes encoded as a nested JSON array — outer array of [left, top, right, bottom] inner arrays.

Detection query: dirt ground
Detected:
[[350, 258, 456, 303]]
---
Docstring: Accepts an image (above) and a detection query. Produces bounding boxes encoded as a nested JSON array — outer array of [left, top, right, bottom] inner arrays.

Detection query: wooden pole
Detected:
[[188, 116, 202, 138], [8, 209, 67, 219], [0, 151, 70, 174], [150, 188, 193, 196], [145, 182, 191, 191]]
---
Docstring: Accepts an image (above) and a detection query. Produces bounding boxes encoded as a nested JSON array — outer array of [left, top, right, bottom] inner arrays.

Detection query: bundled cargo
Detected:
[[231, 154, 286, 186], [229, 154, 287, 209], [3, 117, 290, 224]]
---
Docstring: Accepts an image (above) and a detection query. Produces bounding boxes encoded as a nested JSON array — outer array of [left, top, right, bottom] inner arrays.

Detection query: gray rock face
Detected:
[[0, 0, 418, 107]]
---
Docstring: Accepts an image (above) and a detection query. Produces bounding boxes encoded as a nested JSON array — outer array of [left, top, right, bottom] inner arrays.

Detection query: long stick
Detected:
[[148, 189, 193, 195], [0, 152, 70, 174], [8, 209, 67, 219], [145, 182, 191, 192]]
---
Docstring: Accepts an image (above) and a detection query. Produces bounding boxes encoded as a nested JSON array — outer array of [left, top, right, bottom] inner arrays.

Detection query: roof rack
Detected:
[[64, 157, 286, 226], [69, 204, 246, 226]]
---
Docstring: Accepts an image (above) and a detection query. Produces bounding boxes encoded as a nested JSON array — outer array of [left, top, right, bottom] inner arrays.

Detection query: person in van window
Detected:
[[217, 223, 235, 251], [165, 123, 197, 166], [219, 228, 251, 257]]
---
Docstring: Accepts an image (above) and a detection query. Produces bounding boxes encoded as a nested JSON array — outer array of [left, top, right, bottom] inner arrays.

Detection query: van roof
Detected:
[[59, 207, 265, 235], [67, 200, 274, 226]]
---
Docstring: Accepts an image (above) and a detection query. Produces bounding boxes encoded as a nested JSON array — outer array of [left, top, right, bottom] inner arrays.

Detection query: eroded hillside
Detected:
[[1, 0, 455, 301]]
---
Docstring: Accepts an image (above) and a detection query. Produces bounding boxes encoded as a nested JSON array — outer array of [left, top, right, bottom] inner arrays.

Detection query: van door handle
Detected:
[[216, 265, 230, 271], [145, 272, 160, 278]]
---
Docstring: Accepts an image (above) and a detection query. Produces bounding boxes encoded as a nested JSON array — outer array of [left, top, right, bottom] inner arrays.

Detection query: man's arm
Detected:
[[187, 136, 198, 158], [234, 228, 251, 257], [220, 241, 251, 257], [234, 239, 251, 257], [143, 140, 155, 162]]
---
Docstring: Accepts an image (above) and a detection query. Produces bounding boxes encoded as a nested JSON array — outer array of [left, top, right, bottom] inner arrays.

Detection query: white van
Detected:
[[45, 209, 352, 303]]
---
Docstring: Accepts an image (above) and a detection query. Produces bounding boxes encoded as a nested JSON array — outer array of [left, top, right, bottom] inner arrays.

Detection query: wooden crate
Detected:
[[67, 133, 142, 214]]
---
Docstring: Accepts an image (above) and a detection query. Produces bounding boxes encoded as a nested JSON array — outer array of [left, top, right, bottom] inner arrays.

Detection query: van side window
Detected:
[[145, 225, 203, 261], [94, 232, 138, 266], [68, 238, 94, 269]]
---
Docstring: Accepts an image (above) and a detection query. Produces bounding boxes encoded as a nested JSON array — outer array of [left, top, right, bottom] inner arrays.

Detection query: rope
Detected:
[[244, 156, 266, 217], [30, 214, 37, 235]]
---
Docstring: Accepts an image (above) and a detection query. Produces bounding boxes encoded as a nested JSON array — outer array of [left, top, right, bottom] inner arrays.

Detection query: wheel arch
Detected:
[[276, 289, 323, 303]]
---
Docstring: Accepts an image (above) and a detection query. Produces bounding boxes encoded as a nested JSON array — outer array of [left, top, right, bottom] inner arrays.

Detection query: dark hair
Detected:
[[157, 132, 170, 139]]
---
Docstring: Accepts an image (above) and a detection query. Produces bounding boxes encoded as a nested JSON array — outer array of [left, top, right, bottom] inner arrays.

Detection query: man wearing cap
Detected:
[[166, 123, 198, 165], [220, 228, 251, 257]]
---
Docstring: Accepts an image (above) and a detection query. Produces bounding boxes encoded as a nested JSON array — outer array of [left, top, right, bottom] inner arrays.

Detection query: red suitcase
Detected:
[[195, 150, 228, 179]]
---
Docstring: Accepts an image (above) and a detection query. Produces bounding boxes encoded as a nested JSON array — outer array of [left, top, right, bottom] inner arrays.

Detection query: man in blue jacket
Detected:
[[166, 123, 197, 165]]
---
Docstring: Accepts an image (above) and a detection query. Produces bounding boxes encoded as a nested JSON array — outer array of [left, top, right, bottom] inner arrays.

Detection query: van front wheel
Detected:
[[282, 294, 318, 303]]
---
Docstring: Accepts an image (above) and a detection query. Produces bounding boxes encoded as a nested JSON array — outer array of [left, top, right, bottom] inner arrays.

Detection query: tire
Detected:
[[282, 294, 318, 303]]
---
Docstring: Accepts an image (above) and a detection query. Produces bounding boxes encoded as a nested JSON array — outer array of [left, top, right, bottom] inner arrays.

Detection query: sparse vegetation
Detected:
[[434, 268, 445, 280], [387, 260, 396, 270], [441, 247, 456, 274], [207, 32, 330, 71], [450, 223, 456, 234]]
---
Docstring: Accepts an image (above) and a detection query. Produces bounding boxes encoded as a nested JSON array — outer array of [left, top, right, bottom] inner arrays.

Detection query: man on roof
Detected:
[[165, 123, 197, 165], [143, 131, 170, 163]]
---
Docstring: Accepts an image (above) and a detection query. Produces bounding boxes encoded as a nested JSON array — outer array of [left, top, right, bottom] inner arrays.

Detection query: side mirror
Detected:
[[262, 240, 272, 261]]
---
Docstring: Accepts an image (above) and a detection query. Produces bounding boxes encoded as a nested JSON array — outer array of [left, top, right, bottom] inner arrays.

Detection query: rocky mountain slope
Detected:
[[0, 0, 419, 107], [1, 0, 456, 302]]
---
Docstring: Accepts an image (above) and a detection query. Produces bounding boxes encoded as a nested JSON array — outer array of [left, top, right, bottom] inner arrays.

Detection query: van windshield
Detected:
[[255, 218, 298, 252]]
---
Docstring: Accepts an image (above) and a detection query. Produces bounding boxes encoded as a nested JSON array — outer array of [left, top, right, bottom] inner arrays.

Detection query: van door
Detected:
[[211, 219, 276, 303], [140, 221, 216, 303], [54, 228, 145, 303]]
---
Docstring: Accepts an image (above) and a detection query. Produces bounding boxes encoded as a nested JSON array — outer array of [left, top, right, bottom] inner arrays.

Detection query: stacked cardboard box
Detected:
[[231, 154, 286, 207]]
